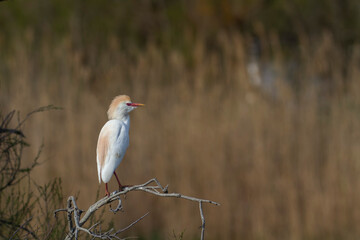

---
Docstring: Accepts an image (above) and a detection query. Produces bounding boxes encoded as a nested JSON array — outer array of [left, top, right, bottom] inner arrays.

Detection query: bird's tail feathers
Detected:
[[97, 159, 102, 184], [100, 164, 114, 183]]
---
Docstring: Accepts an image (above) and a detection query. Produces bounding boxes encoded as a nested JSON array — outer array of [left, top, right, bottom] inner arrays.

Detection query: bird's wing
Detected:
[[96, 122, 112, 183], [97, 120, 129, 183]]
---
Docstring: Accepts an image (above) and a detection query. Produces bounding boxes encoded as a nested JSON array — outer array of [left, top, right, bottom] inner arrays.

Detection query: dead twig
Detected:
[[5, 218, 39, 240], [56, 178, 219, 240]]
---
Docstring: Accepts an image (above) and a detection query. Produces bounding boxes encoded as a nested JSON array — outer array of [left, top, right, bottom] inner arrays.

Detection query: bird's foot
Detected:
[[119, 184, 132, 191], [105, 183, 110, 197]]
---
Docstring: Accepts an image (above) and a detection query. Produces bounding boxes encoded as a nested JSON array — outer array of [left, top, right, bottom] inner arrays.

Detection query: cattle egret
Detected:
[[96, 95, 144, 196]]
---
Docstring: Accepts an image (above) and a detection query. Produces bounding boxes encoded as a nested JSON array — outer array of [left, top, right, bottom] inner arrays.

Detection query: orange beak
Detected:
[[127, 103, 145, 107]]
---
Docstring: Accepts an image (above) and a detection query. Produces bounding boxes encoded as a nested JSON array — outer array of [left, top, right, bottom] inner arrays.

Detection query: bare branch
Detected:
[[199, 202, 205, 240], [56, 178, 219, 240], [115, 212, 149, 235], [109, 197, 123, 213], [3, 218, 39, 240]]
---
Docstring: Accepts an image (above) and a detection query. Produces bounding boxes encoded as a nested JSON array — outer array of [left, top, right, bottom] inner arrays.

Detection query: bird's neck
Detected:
[[122, 115, 130, 126], [116, 114, 130, 125]]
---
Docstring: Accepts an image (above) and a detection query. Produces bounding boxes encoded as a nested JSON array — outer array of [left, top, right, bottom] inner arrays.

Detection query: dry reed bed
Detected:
[[1, 32, 360, 239]]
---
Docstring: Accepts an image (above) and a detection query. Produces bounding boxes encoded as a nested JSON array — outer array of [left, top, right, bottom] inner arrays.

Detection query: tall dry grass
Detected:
[[1, 31, 360, 239]]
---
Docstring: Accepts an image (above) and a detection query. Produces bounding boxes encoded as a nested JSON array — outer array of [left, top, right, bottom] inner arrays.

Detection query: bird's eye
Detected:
[[126, 103, 132, 106]]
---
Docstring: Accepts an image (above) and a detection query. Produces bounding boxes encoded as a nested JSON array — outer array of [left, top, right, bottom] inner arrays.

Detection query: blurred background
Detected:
[[1, 0, 360, 239]]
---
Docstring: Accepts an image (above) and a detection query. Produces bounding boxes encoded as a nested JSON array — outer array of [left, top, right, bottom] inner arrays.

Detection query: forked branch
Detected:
[[55, 178, 220, 240]]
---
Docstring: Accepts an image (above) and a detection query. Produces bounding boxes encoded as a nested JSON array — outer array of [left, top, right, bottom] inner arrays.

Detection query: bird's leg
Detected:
[[113, 172, 124, 189], [113, 172, 131, 190], [105, 183, 110, 197]]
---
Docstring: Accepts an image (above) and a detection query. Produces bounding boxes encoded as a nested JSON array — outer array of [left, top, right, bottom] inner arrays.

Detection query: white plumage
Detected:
[[97, 119, 129, 183], [96, 95, 144, 196]]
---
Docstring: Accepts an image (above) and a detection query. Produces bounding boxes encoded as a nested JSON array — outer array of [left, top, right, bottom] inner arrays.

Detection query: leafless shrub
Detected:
[[0, 106, 66, 239]]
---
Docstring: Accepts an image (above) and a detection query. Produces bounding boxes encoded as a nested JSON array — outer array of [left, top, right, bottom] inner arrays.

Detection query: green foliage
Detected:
[[0, 107, 66, 239], [171, 229, 185, 240], [0, 0, 358, 51]]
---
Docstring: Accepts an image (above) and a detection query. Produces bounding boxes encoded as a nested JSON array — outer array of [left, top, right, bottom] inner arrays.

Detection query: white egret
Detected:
[[96, 95, 144, 196]]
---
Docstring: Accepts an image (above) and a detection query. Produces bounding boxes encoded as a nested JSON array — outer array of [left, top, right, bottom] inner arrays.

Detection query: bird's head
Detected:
[[107, 95, 144, 120]]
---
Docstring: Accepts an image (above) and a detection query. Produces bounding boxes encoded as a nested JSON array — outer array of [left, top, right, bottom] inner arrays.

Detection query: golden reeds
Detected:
[[1, 31, 360, 239]]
